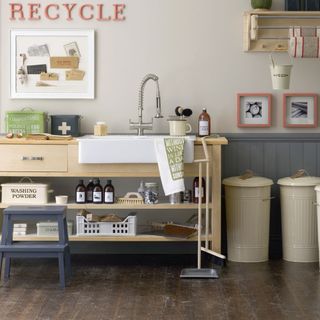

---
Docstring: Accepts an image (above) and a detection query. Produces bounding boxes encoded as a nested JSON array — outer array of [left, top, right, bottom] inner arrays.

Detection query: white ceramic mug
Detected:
[[168, 120, 192, 136], [55, 195, 68, 204]]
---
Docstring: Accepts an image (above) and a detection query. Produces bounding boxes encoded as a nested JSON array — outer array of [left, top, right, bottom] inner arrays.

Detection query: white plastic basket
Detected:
[[76, 214, 137, 236]]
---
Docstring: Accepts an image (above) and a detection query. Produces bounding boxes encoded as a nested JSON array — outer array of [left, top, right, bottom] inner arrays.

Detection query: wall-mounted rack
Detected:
[[243, 11, 320, 52]]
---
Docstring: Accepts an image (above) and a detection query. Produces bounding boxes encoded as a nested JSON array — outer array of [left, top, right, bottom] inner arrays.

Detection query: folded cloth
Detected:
[[154, 137, 185, 196], [289, 36, 320, 58], [289, 26, 320, 37]]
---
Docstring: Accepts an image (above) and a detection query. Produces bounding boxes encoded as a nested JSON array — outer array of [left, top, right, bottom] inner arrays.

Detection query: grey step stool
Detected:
[[0, 206, 71, 288]]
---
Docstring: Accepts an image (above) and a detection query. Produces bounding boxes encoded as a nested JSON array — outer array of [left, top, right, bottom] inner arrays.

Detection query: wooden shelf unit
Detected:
[[0, 136, 228, 251], [243, 11, 320, 52], [0, 202, 210, 210]]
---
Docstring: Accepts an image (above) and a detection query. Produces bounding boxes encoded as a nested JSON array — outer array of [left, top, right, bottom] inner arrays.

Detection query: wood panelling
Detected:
[[222, 134, 320, 259]]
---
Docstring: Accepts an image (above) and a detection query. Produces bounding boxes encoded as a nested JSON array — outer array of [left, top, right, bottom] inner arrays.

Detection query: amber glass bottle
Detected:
[[93, 178, 103, 204], [104, 180, 115, 204], [75, 179, 86, 204], [192, 177, 206, 204], [86, 179, 94, 203], [198, 108, 211, 137]]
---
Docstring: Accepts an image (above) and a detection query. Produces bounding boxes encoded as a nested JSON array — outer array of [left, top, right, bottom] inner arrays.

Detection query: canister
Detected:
[[50, 115, 81, 136], [144, 182, 159, 204]]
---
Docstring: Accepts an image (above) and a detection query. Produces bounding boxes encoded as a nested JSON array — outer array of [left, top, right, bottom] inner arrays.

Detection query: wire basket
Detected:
[[76, 213, 137, 236]]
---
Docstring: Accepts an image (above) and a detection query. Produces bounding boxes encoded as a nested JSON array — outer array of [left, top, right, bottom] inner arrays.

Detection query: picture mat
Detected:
[[11, 30, 94, 99], [239, 96, 270, 125], [286, 96, 315, 125]]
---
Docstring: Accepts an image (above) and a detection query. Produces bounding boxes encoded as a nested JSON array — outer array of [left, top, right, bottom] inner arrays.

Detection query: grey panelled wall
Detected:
[[221, 133, 320, 259]]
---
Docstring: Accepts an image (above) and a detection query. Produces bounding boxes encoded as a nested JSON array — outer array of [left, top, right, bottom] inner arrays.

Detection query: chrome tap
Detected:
[[129, 74, 163, 135]]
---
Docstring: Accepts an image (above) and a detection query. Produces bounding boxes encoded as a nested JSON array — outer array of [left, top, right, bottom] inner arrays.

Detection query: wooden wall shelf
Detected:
[[243, 11, 320, 52]]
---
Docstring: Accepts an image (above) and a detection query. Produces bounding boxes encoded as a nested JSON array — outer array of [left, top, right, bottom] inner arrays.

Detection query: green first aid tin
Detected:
[[5, 108, 46, 134]]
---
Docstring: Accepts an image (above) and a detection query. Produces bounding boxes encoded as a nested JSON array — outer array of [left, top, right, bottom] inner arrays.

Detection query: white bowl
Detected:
[[55, 195, 68, 204]]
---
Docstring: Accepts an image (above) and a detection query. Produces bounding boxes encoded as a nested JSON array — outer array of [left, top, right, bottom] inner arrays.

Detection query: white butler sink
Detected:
[[78, 135, 196, 164]]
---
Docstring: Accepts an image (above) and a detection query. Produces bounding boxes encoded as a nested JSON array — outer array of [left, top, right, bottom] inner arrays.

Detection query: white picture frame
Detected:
[[11, 29, 95, 99]]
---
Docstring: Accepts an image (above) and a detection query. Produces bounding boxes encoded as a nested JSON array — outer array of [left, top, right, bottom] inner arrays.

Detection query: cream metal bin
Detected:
[[315, 185, 320, 268], [223, 176, 273, 262], [278, 176, 320, 263]]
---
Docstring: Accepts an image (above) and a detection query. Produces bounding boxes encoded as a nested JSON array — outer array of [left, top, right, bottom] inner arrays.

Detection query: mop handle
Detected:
[[195, 137, 210, 269]]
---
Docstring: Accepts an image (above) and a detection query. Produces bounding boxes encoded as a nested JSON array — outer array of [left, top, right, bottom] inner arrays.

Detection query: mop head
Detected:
[[180, 268, 219, 279]]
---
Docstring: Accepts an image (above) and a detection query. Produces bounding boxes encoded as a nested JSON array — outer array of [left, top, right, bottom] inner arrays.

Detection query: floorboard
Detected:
[[0, 255, 319, 320]]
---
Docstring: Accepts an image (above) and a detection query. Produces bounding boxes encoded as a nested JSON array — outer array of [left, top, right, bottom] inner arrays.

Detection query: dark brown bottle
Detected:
[[198, 108, 211, 137], [192, 177, 206, 203], [75, 179, 86, 204], [86, 179, 94, 203], [104, 180, 115, 204], [93, 178, 103, 204]]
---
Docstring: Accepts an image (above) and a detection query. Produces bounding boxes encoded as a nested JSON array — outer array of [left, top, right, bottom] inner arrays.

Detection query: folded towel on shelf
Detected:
[[289, 26, 320, 37], [289, 36, 320, 58], [154, 137, 185, 196]]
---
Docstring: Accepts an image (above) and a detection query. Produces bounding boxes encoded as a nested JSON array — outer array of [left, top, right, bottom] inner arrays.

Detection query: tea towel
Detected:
[[154, 137, 185, 196]]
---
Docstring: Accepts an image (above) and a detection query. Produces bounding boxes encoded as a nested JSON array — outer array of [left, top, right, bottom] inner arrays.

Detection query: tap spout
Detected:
[[130, 73, 163, 135]]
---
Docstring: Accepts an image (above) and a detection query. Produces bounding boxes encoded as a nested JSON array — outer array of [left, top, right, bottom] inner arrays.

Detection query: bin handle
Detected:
[[240, 169, 254, 180], [313, 202, 320, 207], [291, 169, 310, 179]]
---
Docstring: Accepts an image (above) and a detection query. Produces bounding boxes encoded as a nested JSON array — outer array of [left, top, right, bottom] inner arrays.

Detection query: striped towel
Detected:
[[289, 36, 320, 58], [288, 27, 320, 58]]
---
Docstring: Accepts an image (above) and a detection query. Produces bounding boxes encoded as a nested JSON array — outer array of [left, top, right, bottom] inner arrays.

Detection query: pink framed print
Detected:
[[237, 93, 272, 127], [283, 93, 318, 128]]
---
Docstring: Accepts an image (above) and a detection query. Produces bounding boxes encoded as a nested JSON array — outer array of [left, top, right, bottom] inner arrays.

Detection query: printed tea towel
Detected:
[[154, 138, 185, 196]]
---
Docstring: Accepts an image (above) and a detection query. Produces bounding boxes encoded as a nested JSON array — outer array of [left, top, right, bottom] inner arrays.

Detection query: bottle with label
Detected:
[[198, 108, 211, 137], [104, 180, 115, 204], [192, 177, 206, 203], [75, 179, 86, 204], [86, 179, 94, 203], [93, 178, 103, 204]]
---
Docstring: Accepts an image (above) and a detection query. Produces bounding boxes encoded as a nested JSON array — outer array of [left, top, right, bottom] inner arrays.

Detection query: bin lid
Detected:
[[222, 176, 273, 187], [315, 185, 320, 191], [277, 176, 320, 187]]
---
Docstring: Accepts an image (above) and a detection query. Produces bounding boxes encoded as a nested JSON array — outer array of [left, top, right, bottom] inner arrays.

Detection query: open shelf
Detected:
[[0, 202, 209, 210], [0, 233, 199, 242]]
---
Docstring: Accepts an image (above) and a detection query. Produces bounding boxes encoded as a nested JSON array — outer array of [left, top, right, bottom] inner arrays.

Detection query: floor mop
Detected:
[[180, 137, 226, 279]]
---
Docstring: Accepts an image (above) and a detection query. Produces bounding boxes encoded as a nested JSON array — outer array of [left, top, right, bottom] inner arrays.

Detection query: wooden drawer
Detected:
[[0, 145, 68, 172]]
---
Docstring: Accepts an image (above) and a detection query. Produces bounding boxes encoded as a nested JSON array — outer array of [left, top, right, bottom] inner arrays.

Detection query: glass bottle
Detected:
[[75, 179, 86, 204], [192, 177, 206, 204], [104, 180, 115, 204], [86, 179, 94, 203], [198, 108, 211, 137], [144, 182, 159, 204], [93, 178, 103, 204], [138, 181, 145, 197]]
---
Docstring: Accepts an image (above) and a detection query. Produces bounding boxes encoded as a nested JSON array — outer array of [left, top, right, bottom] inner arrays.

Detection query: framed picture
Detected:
[[11, 29, 95, 99], [283, 93, 318, 128], [237, 93, 272, 127]]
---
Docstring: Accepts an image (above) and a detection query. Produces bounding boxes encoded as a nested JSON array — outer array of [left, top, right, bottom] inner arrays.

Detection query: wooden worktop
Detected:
[[0, 135, 228, 145]]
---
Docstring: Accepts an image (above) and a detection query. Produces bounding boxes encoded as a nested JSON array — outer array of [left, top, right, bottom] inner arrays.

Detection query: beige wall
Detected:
[[1, 0, 320, 134]]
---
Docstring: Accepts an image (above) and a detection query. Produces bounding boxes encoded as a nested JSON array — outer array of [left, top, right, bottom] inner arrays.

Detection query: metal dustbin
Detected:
[[278, 176, 320, 262], [315, 185, 320, 268], [223, 176, 273, 262]]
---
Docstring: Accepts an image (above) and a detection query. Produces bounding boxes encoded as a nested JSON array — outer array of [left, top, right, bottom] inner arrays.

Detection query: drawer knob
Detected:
[[22, 156, 44, 161]]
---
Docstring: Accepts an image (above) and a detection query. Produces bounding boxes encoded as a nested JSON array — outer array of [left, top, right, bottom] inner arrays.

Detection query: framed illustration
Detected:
[[11, 29, 95, 99], [237, 93, 272, 127], [283, 93, 318, 128]]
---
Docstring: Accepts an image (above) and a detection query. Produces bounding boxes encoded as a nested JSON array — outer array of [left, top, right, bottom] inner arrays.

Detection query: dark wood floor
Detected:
[[0, 255, 319, 320]]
